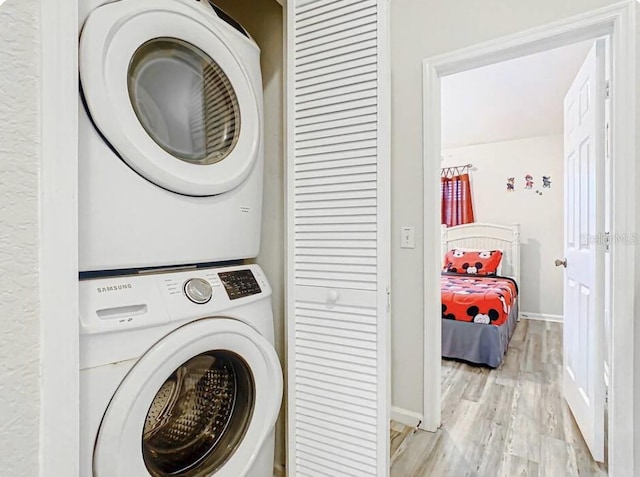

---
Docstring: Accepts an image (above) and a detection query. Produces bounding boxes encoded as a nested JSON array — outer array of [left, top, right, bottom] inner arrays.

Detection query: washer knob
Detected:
[[184, 278, 213, 304]]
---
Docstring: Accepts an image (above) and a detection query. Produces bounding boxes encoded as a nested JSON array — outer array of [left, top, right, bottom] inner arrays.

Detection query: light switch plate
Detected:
[[401, 226, 415, 249]]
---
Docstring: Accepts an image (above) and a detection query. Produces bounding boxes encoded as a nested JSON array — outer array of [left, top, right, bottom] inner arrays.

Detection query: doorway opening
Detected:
[[421, 5, 636, 476], [437, 39, 607, 475]]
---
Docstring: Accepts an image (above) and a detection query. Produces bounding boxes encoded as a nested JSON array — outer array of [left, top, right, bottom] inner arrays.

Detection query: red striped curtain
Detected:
[[441, 173, 475, 226]]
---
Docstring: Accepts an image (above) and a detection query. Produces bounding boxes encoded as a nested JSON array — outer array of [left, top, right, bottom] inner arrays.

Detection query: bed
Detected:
[[440, 222, 521, 368]]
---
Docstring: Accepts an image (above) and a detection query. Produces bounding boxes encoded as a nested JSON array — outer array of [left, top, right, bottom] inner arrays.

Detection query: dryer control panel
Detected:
[[218, 269, 262, 300]]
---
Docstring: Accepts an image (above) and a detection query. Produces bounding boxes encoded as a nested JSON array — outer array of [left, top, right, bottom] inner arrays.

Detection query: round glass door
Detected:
[[91, 318, 282, 476], [128, 38, 241, 166], [142, 350, 255, 476], [81, 3, 263, 196]]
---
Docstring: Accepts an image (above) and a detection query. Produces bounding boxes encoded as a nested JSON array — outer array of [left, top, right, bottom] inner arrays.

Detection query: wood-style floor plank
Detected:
[[391, 420, 415, 462], [390, 320, 608, 477]]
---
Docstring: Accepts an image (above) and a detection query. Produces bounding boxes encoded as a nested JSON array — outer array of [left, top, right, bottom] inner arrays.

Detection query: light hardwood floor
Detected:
[[390, 319, 607, 477]]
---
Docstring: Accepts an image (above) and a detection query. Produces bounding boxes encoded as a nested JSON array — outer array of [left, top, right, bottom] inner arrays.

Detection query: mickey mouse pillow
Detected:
[[443, 249, 503, 275]]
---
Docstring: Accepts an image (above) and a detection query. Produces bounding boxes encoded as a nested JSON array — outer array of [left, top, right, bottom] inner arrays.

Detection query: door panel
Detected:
[[563, 39, 606, 463], [287, 0, 390, 475]]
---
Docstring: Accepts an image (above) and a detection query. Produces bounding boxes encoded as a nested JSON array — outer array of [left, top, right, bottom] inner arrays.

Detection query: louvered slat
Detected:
[[297, 38, 377, 71], [296, 114, 377, 136], [295, 149, 377, 166], [296, 67, 377, 95], [295, 9, 376, 40], [296, 0, 376, 26], [295, 330, 376, 353], [289, 0, 388, 475], [296, 120, 376, 142], [296, 206, 377, 217], [296, 216, 377, 226], [297, 374, 376, 402]]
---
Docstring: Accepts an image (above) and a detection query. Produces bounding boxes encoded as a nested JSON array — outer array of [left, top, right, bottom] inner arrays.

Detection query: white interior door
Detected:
[[562, 39, 606, 463], [286, 0, 391, 476]]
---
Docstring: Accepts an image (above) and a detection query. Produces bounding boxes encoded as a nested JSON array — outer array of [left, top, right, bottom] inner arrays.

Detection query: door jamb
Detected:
[[40, 0, 79, 475], [421, 2, 636, 475]]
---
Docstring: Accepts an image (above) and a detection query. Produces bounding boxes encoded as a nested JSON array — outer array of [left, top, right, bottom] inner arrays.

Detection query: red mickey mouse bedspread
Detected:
[[441, 273, 518, 326]]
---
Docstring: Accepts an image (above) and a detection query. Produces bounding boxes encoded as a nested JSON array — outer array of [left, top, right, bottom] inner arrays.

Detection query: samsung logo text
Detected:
[[97, 284, 133, 293]]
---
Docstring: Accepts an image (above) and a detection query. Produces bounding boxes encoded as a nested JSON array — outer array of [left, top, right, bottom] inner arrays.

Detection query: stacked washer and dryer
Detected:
[[78, 1, 282, 476]]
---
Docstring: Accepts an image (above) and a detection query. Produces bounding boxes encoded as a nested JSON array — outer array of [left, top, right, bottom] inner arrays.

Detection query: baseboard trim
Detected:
[[391, 406, 423, 428], [520, 312, 563, 323]]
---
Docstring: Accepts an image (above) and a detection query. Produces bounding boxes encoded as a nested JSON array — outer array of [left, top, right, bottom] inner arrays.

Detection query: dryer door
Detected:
[[93, 319, 282, 477], [80, 0, 261, 197]]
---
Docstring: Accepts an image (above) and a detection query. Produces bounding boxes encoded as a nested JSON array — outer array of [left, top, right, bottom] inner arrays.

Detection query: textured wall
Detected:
[[0, 0, 41, 475], [206, 0, 286, 469], [443, 135, 565, 317], [390, 0, 623, 416]]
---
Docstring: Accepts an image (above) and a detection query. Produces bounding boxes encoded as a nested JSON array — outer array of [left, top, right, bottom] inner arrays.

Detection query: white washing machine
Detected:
[[79, 264, 282, 477], [78, 0, 264, 272]]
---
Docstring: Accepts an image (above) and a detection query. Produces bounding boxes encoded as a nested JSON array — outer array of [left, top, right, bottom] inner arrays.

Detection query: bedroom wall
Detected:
[[389, 0, 628, 421], [442, 135, 565, 319], [209, 0, 286, 470], [0, 0, 42, 474]]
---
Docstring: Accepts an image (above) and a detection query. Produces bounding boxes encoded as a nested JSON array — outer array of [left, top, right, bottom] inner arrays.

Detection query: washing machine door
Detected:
[[93, 318, 282, 477], [80, 0, 261, 197]]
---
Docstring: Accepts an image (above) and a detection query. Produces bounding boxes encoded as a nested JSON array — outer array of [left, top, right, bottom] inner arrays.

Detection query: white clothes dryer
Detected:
[[78, 0, 264, 272], [79, 264, 282, 477]]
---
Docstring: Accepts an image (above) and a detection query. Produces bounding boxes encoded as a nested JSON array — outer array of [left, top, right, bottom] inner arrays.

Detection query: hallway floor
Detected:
[[390, 320, 607, 477]]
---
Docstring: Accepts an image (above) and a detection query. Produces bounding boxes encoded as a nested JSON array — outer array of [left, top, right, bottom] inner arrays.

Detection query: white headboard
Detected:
[[441, 222, 521, 286]]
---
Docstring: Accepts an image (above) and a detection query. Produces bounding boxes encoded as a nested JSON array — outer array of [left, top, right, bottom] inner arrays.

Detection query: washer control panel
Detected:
[[218, 269, 262, 300], [80, 264, 270, 338], [183, 278, 213, 304]]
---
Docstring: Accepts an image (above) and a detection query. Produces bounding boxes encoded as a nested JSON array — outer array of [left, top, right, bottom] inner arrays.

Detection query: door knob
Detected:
[[327, 289, 339, 304], [555, 258, 567, 268]]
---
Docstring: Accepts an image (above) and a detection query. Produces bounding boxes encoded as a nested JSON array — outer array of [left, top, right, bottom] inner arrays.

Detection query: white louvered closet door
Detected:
[[286, 0, 390, 476]]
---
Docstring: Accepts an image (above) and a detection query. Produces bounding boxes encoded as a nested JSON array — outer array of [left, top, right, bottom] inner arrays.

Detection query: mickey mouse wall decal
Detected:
[[524, 174, 534, 189], [506, 177, 515, 191]]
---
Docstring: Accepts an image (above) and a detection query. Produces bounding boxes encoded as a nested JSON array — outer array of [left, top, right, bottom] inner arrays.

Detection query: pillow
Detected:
[[448, 246, 505, 275], [443, 248, 503, 275]]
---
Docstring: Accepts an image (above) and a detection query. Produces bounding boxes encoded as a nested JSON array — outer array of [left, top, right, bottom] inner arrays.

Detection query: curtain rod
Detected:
[[441, 163, 473, 176], [441, 163, 473, 170]]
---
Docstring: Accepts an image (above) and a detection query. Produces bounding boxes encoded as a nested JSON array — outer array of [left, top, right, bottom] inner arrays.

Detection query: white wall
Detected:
[[209, 0, 286, 469], [443, 135, 565, 318], [0, 0, 41, 474], [390, 0, 625, 418]]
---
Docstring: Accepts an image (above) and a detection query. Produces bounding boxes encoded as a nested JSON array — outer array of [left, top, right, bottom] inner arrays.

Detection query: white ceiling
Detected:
[[441, 40, 594, 149]]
